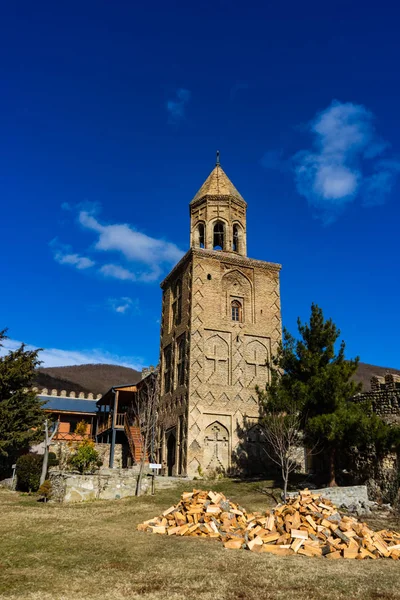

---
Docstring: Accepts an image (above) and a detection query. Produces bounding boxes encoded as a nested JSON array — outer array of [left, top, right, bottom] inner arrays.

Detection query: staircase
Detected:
[[124, 413, 144, 464]]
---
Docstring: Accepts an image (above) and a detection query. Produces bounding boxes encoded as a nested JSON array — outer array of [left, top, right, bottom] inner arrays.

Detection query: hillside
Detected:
[[34, 363, 142, 395], [32, 360, 398, 396]]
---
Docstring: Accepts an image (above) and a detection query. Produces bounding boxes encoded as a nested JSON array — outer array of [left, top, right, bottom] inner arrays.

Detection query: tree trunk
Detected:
[[40, 422, 49, 487], [328, 446, 337, 487], [281, 460, 289, 503], [283, 475, 288, 503], [40, 420, 58, 487], [136, 429, 149, 496]]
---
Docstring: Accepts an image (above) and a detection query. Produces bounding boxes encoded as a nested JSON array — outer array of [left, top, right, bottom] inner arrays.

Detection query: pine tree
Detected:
[[0, 329, 45, 471], [266, 304, 385, 486]]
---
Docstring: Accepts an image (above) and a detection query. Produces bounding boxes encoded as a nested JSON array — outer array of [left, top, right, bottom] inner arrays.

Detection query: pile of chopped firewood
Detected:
[[137, 489, 400, 559]]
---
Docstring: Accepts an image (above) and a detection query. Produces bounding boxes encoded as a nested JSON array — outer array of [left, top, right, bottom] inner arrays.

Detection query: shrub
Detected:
[[16, 454, 43, 492], [68, 439, 102, 474], [38, 479, 52, 502], [74, 420, 88, 437]]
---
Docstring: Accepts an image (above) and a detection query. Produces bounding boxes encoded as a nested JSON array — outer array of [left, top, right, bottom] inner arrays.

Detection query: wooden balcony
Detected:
[[115, 413, 125, 427], [97, 413, 126, 434]]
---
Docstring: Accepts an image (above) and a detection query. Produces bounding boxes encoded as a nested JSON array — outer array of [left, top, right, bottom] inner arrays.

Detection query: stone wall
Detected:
[[49, 467, 150, 502], [50, 441, 122, 469], [343, 373, 400, 503], [307, 485, 369, 506], [353, 373, 400, 424], [347, 448, 399, 504]]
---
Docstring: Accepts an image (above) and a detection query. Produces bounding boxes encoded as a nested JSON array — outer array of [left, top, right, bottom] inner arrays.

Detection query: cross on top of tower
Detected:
[[190, 156, 246, 206]]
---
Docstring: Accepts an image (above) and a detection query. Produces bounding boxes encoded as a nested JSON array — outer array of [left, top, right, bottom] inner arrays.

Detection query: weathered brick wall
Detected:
[[158, 253, 192, 475], [185, 250, 281, 477], [158, 246, 282, 478]]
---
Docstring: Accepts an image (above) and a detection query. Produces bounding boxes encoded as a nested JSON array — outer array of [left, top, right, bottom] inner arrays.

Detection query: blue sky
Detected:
[[1, 0, 400, 370]]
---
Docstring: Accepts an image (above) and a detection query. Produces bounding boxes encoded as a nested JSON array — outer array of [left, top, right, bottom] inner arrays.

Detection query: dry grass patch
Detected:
[[0, 481, 399, 600]]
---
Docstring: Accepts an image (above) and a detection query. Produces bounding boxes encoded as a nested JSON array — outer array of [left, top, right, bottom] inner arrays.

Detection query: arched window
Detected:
[[172, 279, 182, 326], [213, 221, 225, 250], [231, 300, 242, 322], [198, 223, 205, 248], [233, 224, 240, 252]]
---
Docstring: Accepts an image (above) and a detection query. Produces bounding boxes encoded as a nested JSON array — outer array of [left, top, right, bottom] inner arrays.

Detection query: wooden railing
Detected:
[[124, 412, 136, 464], [97, 413, 126, 433], [54, 432, 94, 442], [97, 415, 112, 434], [115, 413, 125, 427]]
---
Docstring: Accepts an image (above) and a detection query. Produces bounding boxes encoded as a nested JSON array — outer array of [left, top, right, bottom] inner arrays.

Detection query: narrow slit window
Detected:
[[172, 279, 182, 326], [233, 225, 239, 252], [163, 345, 172, 393], [198, 223, 205, 248], [231, 300, 242, 322], [213, 221, 225, 250], [177, 336, 186, 386]]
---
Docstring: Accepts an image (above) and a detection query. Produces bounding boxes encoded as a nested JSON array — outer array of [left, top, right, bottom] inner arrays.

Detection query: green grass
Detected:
[[0, 480, 399, 600]]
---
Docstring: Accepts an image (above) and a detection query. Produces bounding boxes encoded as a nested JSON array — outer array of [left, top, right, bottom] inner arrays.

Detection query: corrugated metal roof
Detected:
[[39, 395, 98, 414]]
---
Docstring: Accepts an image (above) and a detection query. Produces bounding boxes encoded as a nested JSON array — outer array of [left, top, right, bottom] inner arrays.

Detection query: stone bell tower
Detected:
[[190, 152, 247, 256], [158, 154, 282, 477]]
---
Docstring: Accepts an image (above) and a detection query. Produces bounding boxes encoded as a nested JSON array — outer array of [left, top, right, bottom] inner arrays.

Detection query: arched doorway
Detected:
[[166, 430, 176, 476]]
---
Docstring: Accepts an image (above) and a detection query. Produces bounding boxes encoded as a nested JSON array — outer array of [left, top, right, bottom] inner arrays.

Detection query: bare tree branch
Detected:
[[260, 409, 303, 502], [134, 372, 159, 496]]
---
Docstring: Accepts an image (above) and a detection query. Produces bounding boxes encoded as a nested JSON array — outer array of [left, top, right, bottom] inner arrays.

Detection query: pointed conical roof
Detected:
[[190, 163, 246, 205]]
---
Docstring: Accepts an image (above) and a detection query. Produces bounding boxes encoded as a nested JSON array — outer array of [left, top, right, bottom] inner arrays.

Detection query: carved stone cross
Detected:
[[246, 348, 266, 378], [206, 344, 227, 373], [205, 424, 228, 468], [205, 424, 228, 445]]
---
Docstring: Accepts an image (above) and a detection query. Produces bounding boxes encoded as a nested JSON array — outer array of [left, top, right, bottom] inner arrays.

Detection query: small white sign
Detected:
[[149, 463, 162, 469], [12, 464, 16, 469]]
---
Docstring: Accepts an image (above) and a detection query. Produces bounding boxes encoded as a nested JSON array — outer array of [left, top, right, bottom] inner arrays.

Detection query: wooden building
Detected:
[[96, 383, 141, 468], [37, 388, 99, 441], [95, 370, 156, 468]]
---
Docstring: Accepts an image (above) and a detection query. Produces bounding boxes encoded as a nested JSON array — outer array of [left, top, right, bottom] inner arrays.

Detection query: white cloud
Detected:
[[0, 338, 145, 370], [52, 207, 184, 283], [108, 297, 139, 315], [292, 100, 400, 222], [79, 211, 183, 282], [54, 252, 95, 270], [100, 264, 136, 281], [166, 88, 191, 123]]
